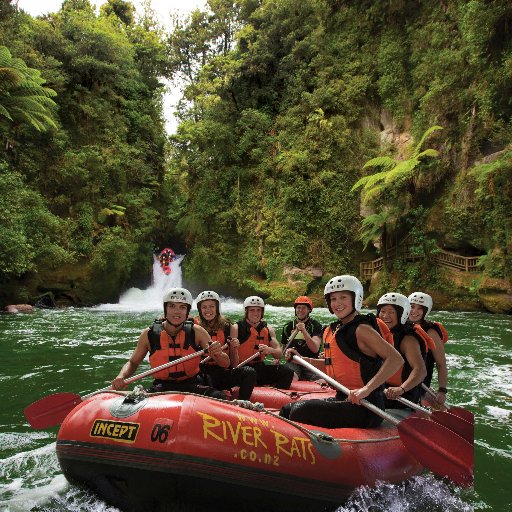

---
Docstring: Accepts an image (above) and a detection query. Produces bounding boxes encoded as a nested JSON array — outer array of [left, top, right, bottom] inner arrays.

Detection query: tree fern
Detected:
[[412, 125, 442, 156], [0, 46, 58, 132], [352, 125, 442, 258]]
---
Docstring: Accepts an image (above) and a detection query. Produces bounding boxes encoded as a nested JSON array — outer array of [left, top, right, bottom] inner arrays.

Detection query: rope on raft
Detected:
[[95, 386, 400, 444]]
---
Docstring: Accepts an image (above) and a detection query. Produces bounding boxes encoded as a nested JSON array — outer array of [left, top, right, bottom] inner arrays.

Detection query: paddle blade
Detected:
[[24, 393, 82, 429], [398, 416, 473, 487], [447, 407, 474, 424], [431, 411, 474, 444]]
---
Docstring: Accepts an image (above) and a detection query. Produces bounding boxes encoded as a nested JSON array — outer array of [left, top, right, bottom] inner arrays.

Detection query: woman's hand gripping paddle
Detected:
[[24, 348, 210, 430], [234, 351, 261, 368], [395, 395, 473, 444], [235, 328, 301, 369], [292, 355, 474, 487], [422, 383, 474, 424]]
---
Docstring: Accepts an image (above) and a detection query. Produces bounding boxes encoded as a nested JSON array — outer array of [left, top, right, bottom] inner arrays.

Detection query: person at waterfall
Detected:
[[281, 295, 323, 381], [280, 275, 403, 428], [194, 290, 257, 400], [377, 293, 429, 408], [408, 292, 449, 407], [111, 287, 229, 398], [231, 296, 294, 389]]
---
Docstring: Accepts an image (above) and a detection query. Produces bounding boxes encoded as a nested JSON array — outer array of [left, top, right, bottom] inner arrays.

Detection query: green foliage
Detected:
[[0, 0, 169, 300], [100, 0, 135, 26], [351, 126, 442, 262], [89, 226, 133, 275], [377, 29, 409, 123], [467, 150, 512, 278], [0, 45, 58, 132], [353, 125, 442, 202], [0, 167, 73, 279], [1, 0, 512, 303]]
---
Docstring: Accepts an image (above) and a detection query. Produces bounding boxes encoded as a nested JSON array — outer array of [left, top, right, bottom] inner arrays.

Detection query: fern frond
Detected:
[[351, 175, 371, 192], [362, 182, 389, 203], [383, 159, 418, 184], [0, 104, 13, 120], [363, 156, 396, 171], [413, 125, 442, 156], [416, 148, 439, 159]]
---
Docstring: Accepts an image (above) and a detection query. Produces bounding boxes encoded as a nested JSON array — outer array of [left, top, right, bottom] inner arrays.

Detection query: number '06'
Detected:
[[151, 423, 171, 443]]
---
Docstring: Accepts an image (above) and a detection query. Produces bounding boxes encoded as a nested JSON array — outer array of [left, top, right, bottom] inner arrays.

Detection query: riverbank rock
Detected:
[[366, 268, 484, 311], [5, 304, 33, 313], [477, 277, 512, 314]]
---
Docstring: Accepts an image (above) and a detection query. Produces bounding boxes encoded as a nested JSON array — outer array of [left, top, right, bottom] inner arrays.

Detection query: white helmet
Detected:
[[324, 275, 364, 313], [243, 296, 265, 315], [163, 287, 193, 314], [408, 292, 433, 318], [377, 293, 411, 325], [196, 290, 221, 317]]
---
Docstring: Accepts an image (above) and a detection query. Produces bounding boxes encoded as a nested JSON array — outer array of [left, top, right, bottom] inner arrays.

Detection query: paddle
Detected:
[[235, 351, 261, 369], [282, 327, 300, 354], [24, 348, 210, 430], [395, 396, 473, 444], [234, 329, 299, 369], [292, 355, 474, 487], [201, 339, 231, 365], [422, 383, 474, 423]]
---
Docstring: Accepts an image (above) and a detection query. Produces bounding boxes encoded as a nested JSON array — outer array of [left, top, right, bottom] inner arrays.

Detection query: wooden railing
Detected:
[[360, 258, 384, 279], [360, 247, 481, 281], [435, 249, 479, 272]]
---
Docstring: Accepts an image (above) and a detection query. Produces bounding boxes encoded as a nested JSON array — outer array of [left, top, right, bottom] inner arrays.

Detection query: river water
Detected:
[[0, 258, 510, 511]]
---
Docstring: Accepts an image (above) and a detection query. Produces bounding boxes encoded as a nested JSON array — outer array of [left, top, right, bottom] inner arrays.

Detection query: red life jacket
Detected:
[[148, 320, 201, 381], [376, 317, 394, 345], [414, 324, 437, 352], [422, 320, 449, 343], [386, 322, 428, 387], [236, 320, 270, 364], [323, 314, 384, 390], [194, 319, 232, 366]]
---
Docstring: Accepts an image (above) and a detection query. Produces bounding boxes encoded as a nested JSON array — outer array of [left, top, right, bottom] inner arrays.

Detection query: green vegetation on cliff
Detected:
[[0, 0, 510, 312]]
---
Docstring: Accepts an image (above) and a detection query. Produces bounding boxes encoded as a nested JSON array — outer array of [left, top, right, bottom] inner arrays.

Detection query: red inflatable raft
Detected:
[[56, 389, 423, 512], [158, 248, 175, 275]]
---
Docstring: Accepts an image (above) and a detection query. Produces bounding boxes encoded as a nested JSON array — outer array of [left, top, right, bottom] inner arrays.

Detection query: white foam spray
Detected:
[[96, 255, 185, 312]]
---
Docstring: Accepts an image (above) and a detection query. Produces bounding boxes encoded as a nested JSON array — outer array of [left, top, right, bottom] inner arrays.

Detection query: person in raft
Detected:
[[280, 275, 403, 428], [377, 293, 428, 409], [194, 290, 257, 400], [408, 292, 449, 406], [231, 296, 294, 389], [112, 287, 229, 398], [281, 295, 323, 381]]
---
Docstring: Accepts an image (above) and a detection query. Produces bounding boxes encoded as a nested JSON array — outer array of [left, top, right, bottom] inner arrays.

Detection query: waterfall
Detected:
[[95, 253, 243, 313], [95, 255, 184, 311], [117, 255, 185, 310]]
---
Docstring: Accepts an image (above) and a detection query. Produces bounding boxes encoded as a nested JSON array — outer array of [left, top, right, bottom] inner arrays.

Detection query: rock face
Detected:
[[477, 277, 512, 314], [0, 258, 144, 309], [5, 304, 33, 313], [365, 268, 511, 313]]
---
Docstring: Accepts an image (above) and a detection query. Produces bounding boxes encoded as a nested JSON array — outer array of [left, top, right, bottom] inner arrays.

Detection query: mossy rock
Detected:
[[477, 277, 512, 314]]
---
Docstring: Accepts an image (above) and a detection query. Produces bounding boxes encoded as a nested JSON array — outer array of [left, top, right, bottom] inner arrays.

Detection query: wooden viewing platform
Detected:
[[360, 248, 480, 281]]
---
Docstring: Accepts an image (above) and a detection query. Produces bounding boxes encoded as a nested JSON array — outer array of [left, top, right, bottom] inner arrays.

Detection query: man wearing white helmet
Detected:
[[231, 296, 294, 389], [377, 292, 428, 408], [112, 287, 229, 397], [194, 290, 257, 400], [281, 275, 403, 428], [408, 292, 449, 406]]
